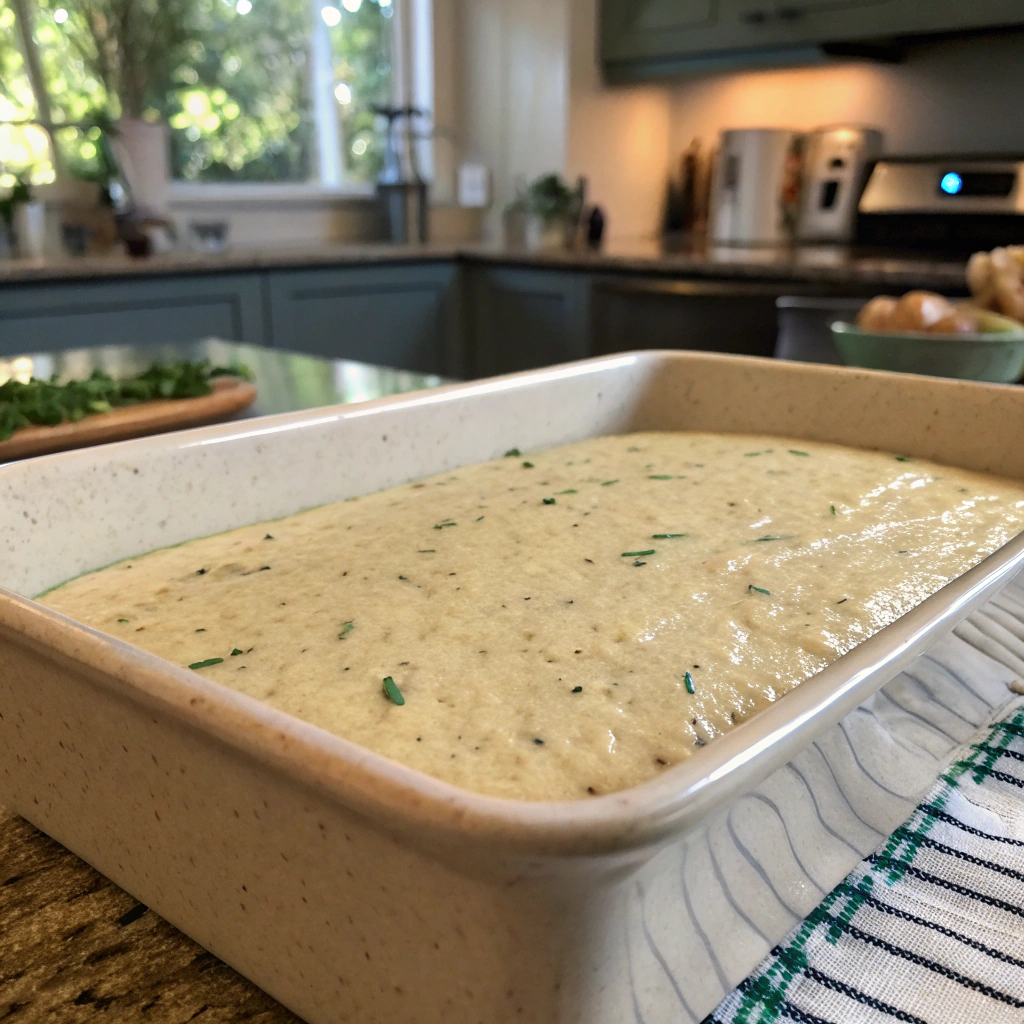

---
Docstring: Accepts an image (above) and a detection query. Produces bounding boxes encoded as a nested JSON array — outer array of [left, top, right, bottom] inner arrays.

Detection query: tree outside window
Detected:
[[0, 0, 393, 187]]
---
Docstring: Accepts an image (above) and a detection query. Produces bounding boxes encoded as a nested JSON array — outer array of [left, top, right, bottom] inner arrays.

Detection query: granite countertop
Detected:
[[0, 341, 445, 1022], [0, 237, 970, 291]]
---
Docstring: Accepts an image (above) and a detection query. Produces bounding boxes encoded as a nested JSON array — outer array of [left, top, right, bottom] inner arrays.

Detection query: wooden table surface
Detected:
[[0, 341, 448, 1023]]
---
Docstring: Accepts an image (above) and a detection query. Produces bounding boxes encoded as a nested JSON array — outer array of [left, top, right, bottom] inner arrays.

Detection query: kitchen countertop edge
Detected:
[[0, 241, 969, 290]]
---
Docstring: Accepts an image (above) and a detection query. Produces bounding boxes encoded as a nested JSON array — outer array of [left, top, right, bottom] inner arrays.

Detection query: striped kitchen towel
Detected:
[[707, 704, 1024, 1024]]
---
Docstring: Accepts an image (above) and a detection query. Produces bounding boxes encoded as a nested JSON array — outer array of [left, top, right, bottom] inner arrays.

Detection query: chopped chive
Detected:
[[338, 620, 355, 639], [476, 515, 485, 521], [633, 560, 647, 566], [382, 676, 405, 705], [533, 737, 544, 745], [601, 479, 619, 486], [117, 617, 129, 623], [895, 455, 912, 462], [542, 497, 556, 505], [622, 549, 655, 557], [648, 474, 674, 480], [788, 449, 809, 457], [652, 533, 687, 539], [522, 461, 534, 468], [230, 648, 244, 656], [557, 488, 578, 494], [830, 505, 836, 515], [504, 448, 521, 457], [684, 671, 695, 694], [748, 534, 796, 543], [748, 585, 771, 595], [571, 685, 583, 693], [744, 451, 762, 457], [433, 519, 457, 529], [189, 658, 223, 670]]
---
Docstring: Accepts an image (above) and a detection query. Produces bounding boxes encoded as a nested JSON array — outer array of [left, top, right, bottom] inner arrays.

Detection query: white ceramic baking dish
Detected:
[[3, 351, 1024, 1024]]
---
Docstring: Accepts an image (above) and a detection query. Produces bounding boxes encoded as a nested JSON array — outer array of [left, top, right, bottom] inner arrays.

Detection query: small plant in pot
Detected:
[[509, 173, 585, 251]]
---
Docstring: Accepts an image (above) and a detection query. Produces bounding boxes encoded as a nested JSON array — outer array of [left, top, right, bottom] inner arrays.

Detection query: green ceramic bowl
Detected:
[[831, 312, 1024, 383]]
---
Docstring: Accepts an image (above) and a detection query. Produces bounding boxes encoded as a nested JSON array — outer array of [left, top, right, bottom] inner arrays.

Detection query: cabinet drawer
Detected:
[[265, 263, 459, 376], [0, 273, 264, 356]]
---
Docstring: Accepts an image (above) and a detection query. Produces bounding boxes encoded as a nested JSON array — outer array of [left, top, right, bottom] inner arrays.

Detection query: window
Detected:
[[0, 0, 406, 189]]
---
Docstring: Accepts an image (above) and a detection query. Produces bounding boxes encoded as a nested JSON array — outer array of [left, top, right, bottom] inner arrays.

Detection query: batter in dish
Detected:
[[40, 433, 1024, 801]]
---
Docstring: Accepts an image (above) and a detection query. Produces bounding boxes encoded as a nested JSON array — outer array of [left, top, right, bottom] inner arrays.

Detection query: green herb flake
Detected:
[[417, 549, 436, 553], [557, 488, 578, 494], [338, 620, 355, 639], [748, 585, 771, 595], [648, 474, 674, 480], [504, 448, 521, 457], [895, 455, 913, 462], [622, 549, 655, 558], [189, 658, 224, 670], [744, 452, 762, 457], [522, 461, 534, 468], [382, 676, 405, 706], [830, 505, 836, 515], [788, 449, 810, 457], [117, 617, 129, 623], [749, 534, 796, 543], [433, 519, 457, 530], [230, 648, 244, 656], [652, 533, 687, 539], [571, 685, 583, 693], [684, 671, 696, 695], [542, 497, 556, 505], [601, 479, 619, 486]]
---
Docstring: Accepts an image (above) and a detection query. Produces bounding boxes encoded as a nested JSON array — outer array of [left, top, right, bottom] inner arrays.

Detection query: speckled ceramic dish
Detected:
[[3, 351, 1024, 1024]]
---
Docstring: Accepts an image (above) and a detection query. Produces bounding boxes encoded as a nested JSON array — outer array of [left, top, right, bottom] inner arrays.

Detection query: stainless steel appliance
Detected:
[[857, 155, 1024, 252], [709, 128, 801, 246], [797, 126, 882, 243]]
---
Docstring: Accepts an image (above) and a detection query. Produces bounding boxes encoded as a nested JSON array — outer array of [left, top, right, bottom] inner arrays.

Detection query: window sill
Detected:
[[169, 182, 377, 208]]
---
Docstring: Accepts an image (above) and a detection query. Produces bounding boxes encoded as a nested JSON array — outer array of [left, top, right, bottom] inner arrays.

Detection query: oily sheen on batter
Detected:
[[40, 432, 1024, 802]]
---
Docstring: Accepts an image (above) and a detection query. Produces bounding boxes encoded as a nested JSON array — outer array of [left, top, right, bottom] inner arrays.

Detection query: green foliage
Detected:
[[0, 360, 252, 442], [0, 0, 393, 183], [524, 174, 581, 225], [325, 1, 392, 182]]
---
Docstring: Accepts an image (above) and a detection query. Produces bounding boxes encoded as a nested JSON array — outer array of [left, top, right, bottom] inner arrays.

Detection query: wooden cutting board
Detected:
[[0, 376, 257, 462]]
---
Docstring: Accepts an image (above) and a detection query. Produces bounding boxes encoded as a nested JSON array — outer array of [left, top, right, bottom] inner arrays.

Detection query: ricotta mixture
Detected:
[[40, 432, 1024, 802]]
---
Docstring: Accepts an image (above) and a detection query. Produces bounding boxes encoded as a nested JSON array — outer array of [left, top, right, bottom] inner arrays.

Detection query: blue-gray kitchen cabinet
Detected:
[[264, 261, 462, 376], [601, 0, 1024, 82], [0, 272, 264, 357], [468, 266, 590, 377]]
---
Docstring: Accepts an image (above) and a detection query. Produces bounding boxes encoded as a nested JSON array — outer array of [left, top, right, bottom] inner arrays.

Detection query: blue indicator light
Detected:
[[940, 172, 963, 195]]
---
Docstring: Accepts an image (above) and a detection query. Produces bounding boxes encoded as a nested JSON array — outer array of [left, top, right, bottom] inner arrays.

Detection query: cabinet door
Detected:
[[602, 0, 1024, 80], [590, 278, 782, 359], [469, 267, 589, 378], [265, 262, 459, 376], [0, 273, 264, 357]]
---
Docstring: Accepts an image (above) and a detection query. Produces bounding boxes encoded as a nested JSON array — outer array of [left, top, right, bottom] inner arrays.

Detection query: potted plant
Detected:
[[0, 177, 45, 258], [516, 173, 584, 251], [44, 1, 196, 215]]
